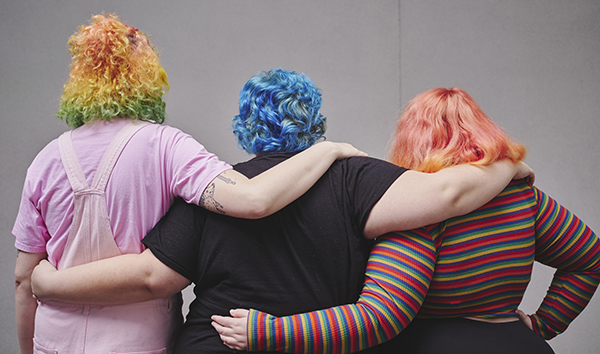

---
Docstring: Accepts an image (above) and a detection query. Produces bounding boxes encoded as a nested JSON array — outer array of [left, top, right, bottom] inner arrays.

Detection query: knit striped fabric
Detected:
[[247, 181, 600, 353]]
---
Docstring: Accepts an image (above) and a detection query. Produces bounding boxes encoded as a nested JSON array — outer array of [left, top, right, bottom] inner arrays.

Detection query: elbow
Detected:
[[14, 269, 31, 295], [248, 203, 271, 219], [15, 275, 36, 302], [142, 269, 168, 299], [239, 192, 273, 219], [14, 277, 27, 293], [439, 183, 468, 219], [217, 186, 272, 219], [144, 280, 165, 299], [142, 267, 183, 300], [144, 274, 188, 300]]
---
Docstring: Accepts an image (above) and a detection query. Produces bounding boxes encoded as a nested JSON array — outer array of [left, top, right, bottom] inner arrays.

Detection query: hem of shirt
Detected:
[[13, 240, 47, 254]]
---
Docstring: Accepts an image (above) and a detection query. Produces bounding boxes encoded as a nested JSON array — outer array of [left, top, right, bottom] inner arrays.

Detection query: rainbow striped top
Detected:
[[247, 181, 600, 353]]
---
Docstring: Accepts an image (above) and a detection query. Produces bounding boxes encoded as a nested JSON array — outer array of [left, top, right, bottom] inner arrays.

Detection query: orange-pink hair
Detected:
[[388, 88, 526, 172]]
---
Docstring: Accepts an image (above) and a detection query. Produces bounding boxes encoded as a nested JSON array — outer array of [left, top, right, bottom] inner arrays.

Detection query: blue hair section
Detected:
[[232, 68, 327, 154]]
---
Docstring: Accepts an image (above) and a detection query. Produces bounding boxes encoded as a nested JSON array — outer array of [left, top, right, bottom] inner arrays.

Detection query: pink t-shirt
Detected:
[[12, 118, 231, 266]]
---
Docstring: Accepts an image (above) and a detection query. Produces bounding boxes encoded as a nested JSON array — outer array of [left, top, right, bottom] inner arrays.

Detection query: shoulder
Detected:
[[233, 153, 291, 178], [137, 122, 190, 141], [31, 136, 61, 162], [339, 156, 407, 181], [138, 123, 226, 164], [499, 180, 538, 209], [26, 137, 64, 181]]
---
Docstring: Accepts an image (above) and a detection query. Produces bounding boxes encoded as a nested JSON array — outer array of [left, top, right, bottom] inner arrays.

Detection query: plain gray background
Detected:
[[1, 1, 598, 353]]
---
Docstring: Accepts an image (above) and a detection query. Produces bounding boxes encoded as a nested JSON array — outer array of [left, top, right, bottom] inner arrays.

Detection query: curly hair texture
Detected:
[[57, 14, 169, 128], [388, 87, 526, 172], [232, 68, 327, 154]]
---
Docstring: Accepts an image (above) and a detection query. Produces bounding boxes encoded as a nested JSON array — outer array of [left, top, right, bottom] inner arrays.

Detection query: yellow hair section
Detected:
[[57, 14, 169, 128]]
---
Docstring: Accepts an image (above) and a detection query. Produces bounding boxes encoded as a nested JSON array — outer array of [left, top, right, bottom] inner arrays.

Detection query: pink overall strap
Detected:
[[39, 120, 179, 353], [57, 131, 89, 193], [56, 119, 151, 270]]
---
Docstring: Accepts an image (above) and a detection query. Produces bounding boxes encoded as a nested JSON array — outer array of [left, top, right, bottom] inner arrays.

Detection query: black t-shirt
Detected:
[[142, 154, 406, 353]]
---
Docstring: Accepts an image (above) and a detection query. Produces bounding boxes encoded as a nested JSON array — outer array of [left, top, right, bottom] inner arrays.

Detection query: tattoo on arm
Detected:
[[199, 183, 226, 214], [216, 175, 236, 185]]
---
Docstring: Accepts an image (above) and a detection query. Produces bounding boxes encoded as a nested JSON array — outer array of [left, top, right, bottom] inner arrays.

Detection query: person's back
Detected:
[[416, 180, 540, 319], [12, 15, 231, 353], [380, 179, 599, 353], [24, 120, 198, 353], [16, 119, 228, 265], [143, 153, 405, 353]]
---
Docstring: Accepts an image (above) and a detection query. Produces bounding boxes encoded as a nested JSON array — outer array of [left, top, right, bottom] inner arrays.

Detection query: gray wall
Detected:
[[1, 1, 597, 353]]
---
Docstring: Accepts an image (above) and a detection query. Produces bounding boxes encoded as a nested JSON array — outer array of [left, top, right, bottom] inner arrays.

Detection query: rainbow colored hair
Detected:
[[388, 87, 526, 172], [57, 14, 169, 128], [232, 68, 326, 154]]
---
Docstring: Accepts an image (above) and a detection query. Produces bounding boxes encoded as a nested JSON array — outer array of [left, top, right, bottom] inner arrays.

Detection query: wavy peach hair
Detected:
[[388, 88, 526, 172]]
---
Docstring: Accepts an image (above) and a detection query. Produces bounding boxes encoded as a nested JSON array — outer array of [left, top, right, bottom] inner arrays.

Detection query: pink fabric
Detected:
[[34, 297, 183, 354], [56, 120, 147, 269], [32, 120, 182, 354], [12, 118, 231, 266]]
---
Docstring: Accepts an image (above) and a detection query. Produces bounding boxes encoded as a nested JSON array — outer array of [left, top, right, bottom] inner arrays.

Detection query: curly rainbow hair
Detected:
[[232, 68, 327, 154], [388, 87, 526, 172], [57, 14, 168, 128]]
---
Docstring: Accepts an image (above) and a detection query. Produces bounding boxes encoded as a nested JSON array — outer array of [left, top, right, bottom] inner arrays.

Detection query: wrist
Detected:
[[31, 272, 56, 301], [491, 159, 516, 180], [314, 141, 339, 161]]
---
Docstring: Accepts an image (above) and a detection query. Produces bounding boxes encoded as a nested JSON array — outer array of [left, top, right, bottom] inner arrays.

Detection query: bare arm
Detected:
[[30, 249, 190, 305], [364, 160, 532, 239], [200, 141, 366, 218], [15, 250, 47, 354]]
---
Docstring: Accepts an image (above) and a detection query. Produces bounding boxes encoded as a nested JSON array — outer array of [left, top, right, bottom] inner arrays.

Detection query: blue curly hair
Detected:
[[232, 68, 327, 154]]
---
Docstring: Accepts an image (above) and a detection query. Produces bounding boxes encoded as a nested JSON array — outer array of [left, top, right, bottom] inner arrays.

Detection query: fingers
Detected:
[[33, 259, 56, 273], [211, 315, 248, 351], [30, 262, 51, 299], [230, 308, 250, 318], [348, 144, 368, 157], [515, 162, 535, 185], [515, 309, 534, 331], [328, 141, 368, 159], [345, 144, 368, 158], [523, 163, 535, 185], [211, 314, 241, 327]]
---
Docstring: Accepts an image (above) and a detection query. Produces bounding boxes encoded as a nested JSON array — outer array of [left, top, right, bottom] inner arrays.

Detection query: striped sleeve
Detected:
[[528, 187, 600, 340], [247, 229, 438, 353]]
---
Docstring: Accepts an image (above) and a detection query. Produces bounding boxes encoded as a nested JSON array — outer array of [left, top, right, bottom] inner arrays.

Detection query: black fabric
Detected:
[[381, 318, 555, 354], [142, 154, 406, 354]]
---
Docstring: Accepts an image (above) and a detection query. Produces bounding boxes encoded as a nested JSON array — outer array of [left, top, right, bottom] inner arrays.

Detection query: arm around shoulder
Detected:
[[364, 160, 529, 238], [201, 141, 367, 219]]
